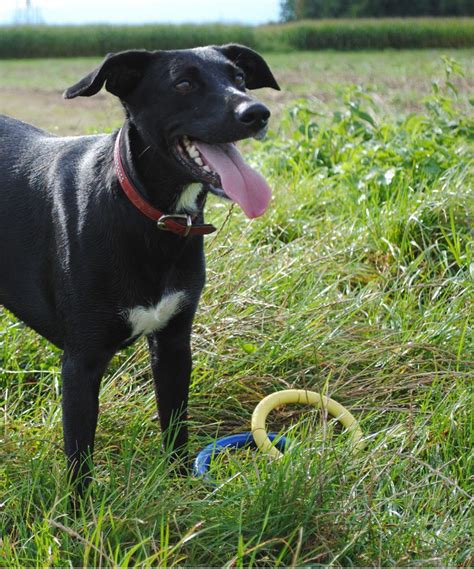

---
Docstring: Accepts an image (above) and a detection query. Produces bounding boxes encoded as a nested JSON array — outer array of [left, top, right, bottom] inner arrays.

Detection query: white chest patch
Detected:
[[127, 291, 187, 338], [176, 183, 203, 213]]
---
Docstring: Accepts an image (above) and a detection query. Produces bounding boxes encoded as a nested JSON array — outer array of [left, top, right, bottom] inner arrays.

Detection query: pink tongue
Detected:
[[194, 142, 271, 218]]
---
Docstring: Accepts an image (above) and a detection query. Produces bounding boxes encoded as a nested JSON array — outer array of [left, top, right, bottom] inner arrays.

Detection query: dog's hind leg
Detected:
[[147, 308, 195, 470], [61, 350, 112, 495]]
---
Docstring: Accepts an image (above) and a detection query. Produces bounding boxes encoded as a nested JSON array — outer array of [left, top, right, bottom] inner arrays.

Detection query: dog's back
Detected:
[[0, 116, 110, 345], [0, 117, 59, 341]]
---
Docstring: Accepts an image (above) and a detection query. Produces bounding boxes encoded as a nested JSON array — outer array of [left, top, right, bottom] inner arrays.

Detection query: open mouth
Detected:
[[174, 136, 222, 188], [172, 135, 272, 219]]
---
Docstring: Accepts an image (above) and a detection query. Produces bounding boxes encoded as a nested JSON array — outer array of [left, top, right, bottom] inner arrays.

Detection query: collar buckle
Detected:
[[157, 213, 193, 237]]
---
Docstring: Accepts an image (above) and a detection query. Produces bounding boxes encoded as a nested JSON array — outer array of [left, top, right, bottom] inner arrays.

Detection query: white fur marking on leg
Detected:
[[127, 291, 186, 338]]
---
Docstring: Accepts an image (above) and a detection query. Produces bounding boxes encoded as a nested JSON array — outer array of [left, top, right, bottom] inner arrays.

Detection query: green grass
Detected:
[[259, 18, 474, 50], [1, 54, 473, 566], [0, 18, 473, 59]]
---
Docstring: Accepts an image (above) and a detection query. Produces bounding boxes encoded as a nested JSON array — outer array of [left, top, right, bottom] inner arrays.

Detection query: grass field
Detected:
[[1, 49, 473, 133], [1, 50, 473, 566], [1, 19, 473, 58]]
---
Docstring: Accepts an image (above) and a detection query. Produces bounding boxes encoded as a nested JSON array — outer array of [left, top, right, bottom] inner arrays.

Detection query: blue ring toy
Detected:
[[193, 432, 288, 478]]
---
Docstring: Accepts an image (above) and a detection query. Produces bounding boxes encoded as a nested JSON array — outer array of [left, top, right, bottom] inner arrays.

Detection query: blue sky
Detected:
[[0, 0, 281, 25]]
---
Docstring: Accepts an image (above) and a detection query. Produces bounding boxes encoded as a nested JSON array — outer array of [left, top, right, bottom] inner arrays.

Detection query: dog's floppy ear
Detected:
[[215, 44, 280, 91], [64, 50, 154, 99]]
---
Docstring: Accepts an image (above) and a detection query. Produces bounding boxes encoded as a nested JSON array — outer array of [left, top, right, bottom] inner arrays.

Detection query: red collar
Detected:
[[113, 128, 216, 237]]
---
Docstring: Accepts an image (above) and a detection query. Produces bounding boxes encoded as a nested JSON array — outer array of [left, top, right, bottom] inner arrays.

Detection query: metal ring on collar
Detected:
[[156, 213, 192, 236]]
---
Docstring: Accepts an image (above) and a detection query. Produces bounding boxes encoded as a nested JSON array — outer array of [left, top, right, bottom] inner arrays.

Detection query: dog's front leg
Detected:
[[147, 310, 194, 469], [61, 350, 111, 494]]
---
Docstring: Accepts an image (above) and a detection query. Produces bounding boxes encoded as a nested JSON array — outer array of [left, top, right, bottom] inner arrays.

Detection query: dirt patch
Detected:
[[0, 87, 123, 135]]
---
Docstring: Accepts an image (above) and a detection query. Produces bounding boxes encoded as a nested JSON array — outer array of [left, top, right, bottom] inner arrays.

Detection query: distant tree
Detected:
[[279, 0, 337, 20], [280, 0, 297, 21], [279, 0, 474, 20]]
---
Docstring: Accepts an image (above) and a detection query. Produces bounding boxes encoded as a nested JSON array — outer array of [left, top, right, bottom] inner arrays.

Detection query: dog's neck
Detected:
[[119, 120, 205, 215]]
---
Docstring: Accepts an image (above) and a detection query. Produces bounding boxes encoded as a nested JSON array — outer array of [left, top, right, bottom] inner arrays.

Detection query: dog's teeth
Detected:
[[203, 165, 211, 172], [188, 146, 199, 158], [194, 156, 203, 166]]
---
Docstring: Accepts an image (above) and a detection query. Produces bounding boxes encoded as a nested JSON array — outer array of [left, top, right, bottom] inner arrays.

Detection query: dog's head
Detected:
[[65, 45, 280, 218]]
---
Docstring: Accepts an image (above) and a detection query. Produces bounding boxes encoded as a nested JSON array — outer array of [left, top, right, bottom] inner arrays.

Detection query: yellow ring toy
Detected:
[[251, 389, 363, 458]]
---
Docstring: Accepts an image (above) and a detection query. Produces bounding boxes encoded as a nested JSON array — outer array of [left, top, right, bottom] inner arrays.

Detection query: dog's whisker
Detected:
[[137, 145, 152, 159]]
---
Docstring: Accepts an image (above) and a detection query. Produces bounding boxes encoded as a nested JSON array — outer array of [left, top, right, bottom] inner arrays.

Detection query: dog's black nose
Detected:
[[235, 102, 270, 128]]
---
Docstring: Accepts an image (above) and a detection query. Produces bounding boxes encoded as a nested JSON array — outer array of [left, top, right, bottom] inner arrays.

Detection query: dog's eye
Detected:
[[235, 73, 246, 88], [174, 80, 194, 94]]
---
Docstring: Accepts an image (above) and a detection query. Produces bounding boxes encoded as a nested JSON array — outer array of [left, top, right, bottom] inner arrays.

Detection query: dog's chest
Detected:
[[126, 291, 186, 338]]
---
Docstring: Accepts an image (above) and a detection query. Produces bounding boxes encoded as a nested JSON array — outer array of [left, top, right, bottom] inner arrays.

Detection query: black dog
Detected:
[[0, 44, 279, 492]]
